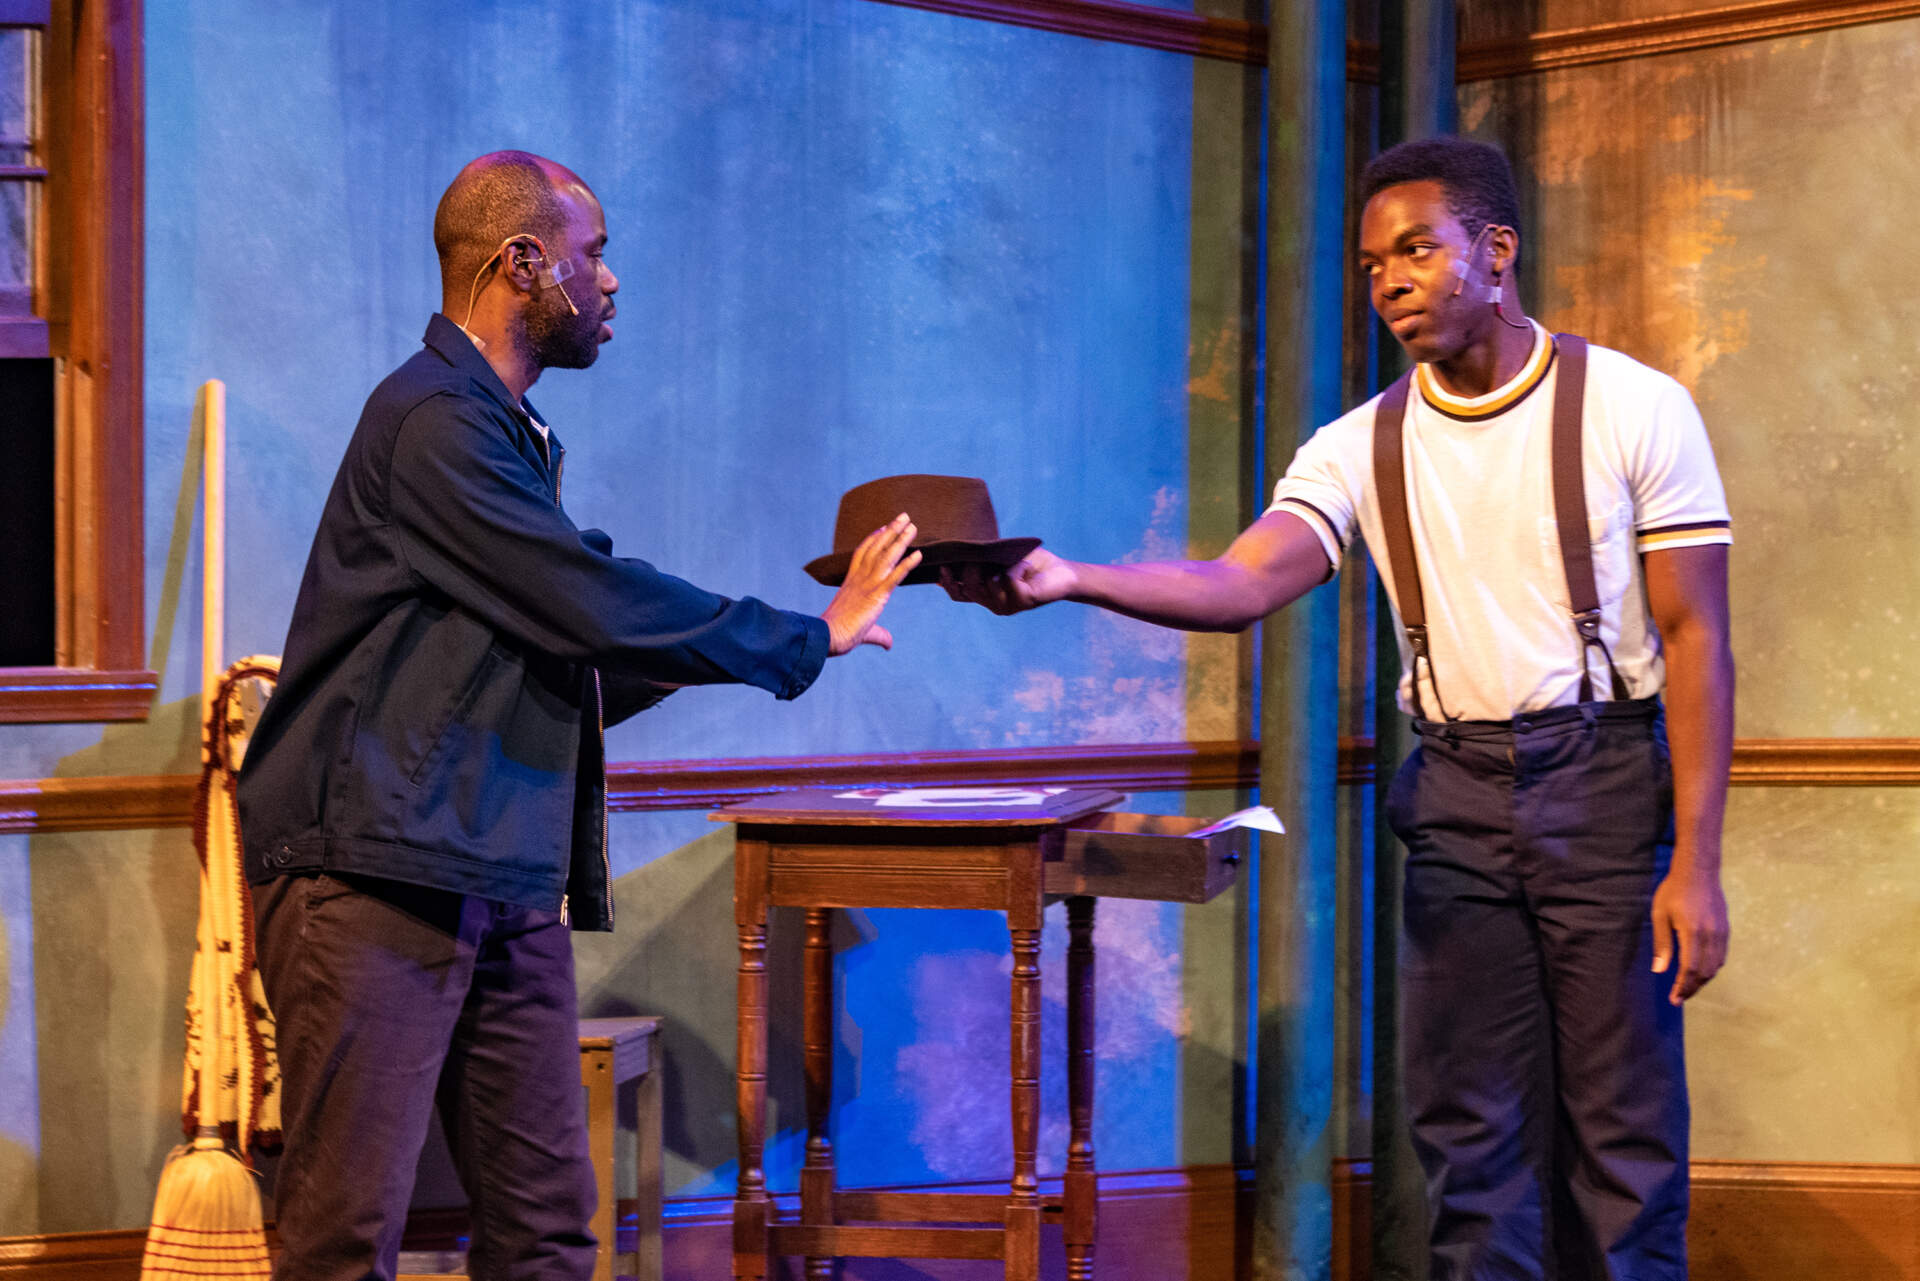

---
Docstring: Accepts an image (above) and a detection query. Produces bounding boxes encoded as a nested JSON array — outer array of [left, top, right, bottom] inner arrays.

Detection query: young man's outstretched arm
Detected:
[[941, 509, 1333, 632]]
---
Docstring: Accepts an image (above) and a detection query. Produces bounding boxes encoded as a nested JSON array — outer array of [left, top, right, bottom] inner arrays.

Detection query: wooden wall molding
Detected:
[[862, 0, 1920, 83], [0, 741, 1287, 836], [0, 771, 190, 834], [1729, 738, 1920, 786], [1691, 1157, 1920, 1189], [868, 0, 1266, 64], [1688, 1158, 1920, 1276], [1455, 0, 1920, 82], [0, 667, 158, 723], [10, 737, 1920, 835], [4, 1160, 1916, 1279]]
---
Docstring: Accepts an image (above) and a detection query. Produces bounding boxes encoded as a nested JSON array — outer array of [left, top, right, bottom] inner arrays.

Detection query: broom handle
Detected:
[[200, 380, 226, 728], [195, 380, 227, 1138]]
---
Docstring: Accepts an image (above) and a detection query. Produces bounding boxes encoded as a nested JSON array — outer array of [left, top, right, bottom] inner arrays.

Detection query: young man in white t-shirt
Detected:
[[946, 137, 1731, 1280]]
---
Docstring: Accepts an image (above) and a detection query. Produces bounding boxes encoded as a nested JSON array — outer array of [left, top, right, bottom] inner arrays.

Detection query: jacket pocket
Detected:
[[406, 643, 504, 786]]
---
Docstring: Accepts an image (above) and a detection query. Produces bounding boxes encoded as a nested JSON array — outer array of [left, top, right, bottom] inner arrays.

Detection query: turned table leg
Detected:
[[1007, 923, 1043, 1281], [734, 841, 771, 1281], [801, 907, 837, 1279], [1066, 896, 1098, 1280]]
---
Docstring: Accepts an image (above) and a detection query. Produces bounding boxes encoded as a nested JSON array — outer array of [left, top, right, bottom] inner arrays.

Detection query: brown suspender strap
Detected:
[[1371, 369, 1443, 721], [1549, 334, 1630, 703], [1373, 335, 1628, 723]]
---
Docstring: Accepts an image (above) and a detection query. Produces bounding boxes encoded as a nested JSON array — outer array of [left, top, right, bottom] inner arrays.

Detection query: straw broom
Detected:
[[141, 381, 278, 1280]]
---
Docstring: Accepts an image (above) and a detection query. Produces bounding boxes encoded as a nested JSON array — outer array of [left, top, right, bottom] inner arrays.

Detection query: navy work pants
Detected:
[[255, 872, 597, 1281], [1386, 698, 1688, 1281]]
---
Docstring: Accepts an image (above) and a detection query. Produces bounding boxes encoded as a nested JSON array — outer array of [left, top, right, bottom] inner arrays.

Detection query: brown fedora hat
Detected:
[[805, 475, 1040, 587]]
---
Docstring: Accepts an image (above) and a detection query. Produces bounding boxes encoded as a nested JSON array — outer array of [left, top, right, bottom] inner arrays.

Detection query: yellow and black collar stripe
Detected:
[[1415, 323, 1555, 421]]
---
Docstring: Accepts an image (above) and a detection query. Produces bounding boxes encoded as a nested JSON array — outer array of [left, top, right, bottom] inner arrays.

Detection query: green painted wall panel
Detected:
[[1463, 18, 1920, 737], [1689, 787, 1920, 1164]]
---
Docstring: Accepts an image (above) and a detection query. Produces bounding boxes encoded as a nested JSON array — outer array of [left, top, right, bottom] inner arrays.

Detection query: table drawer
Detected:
[[1042, 811, 1244, 904]]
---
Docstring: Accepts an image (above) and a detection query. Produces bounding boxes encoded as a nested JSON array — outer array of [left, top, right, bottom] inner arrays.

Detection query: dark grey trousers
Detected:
[[254, 872, 597, 1281], [1387, 698, 1688, 1281]]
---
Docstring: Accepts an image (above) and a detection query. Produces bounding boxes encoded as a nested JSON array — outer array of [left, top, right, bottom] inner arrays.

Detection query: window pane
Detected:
[[0, 29, 35, 315], [0, 27, 34, 166], [0, 358, 56, 666], [0, 181, 30, 314]]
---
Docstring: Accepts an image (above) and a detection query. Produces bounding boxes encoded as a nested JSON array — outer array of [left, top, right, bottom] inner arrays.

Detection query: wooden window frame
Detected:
[[0, 2, 48, 354], [0, 0, 152, 722]]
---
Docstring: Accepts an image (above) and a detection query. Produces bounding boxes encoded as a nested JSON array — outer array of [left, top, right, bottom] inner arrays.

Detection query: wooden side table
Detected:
[[714, 788, 1244, 1281]]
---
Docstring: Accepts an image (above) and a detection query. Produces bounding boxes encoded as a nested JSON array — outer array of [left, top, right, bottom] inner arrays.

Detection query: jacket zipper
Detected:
[[551, 439, 611, 930], [594, 666, 610, 928]]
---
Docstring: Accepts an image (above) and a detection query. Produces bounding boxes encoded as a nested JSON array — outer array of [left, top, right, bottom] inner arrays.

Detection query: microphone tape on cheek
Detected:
[[543, 257, 579, 316], [1450, 224, 1494, 294]]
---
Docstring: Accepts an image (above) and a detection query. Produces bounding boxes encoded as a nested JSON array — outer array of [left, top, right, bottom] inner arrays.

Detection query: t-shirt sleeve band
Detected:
[[1272, 497, 1343, 577], [1636, 520, 1732, 552]]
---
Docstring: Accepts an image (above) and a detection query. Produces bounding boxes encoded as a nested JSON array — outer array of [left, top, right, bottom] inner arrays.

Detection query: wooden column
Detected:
[[1257, 0, 1348, 1278], [1371, 7, 1455, 1277], [1380, 0, 1458, 141]]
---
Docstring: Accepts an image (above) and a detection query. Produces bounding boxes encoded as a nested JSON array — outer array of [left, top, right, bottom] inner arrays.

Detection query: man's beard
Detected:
[[526, 285, 601, 370]]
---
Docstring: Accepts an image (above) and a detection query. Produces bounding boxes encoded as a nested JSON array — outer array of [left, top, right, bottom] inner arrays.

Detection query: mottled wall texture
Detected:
[[1462, 14, 1920, 1163], [8, 0, 1907, 1248], [0, 0, 1262, 1235]]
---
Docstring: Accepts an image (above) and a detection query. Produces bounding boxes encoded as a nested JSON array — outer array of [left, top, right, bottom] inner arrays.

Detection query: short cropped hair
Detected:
[[1359, 136, 1522, 243], [433, 151, 570, 298]]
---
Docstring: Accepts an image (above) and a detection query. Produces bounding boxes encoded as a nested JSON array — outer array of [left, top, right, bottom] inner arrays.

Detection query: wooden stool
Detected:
[[397, 1016, 664, 1281], [579, 1016, 665, 1281]]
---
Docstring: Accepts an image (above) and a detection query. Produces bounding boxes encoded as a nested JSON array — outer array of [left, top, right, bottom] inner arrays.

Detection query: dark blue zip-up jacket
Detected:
[[236, 315, 829, 930]]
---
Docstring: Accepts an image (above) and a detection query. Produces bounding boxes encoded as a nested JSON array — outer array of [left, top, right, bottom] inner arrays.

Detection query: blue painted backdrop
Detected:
[[0, 0, 1254, 1230]]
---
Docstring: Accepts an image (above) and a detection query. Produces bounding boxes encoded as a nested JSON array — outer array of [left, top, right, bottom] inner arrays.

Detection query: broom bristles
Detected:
[[140, 1132, 270, 1279]]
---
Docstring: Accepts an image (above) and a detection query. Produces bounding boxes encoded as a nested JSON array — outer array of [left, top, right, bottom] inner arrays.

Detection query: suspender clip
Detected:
[[1405, 623, 1431, 656], [1572, 608, 1603, 641]]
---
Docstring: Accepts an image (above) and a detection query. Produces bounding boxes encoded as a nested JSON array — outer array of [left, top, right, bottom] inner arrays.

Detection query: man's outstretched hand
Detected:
[[938, 549, 1078, 615], [823, 513, 921, 655]]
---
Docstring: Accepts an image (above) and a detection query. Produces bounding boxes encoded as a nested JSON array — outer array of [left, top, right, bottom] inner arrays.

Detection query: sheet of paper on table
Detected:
[[834, 786, 1071, 808], [1189, 804, 1285, 837]]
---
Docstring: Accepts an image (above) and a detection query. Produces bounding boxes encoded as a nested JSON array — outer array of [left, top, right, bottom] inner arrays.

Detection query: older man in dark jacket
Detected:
[[238, 151, 917, 1281]]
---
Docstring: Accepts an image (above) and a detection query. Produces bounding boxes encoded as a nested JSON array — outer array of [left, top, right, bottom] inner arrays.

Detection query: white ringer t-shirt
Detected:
[[1267, 322, 1732, 721]]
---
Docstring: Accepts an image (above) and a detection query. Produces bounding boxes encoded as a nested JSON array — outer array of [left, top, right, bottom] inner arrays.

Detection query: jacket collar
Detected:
[[421, 313, 564, 467]]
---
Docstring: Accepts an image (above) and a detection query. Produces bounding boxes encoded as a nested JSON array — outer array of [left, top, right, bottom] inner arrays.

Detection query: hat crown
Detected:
[[829, 474, 1002, 552], [805, 474, 1037, 587]]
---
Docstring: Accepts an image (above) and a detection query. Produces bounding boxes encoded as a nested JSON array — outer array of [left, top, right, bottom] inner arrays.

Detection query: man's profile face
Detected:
[[527, 184, 619, 371], [1357, 178, 1501, 365]]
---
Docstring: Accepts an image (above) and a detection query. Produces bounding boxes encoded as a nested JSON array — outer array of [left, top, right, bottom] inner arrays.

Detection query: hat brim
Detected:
[[804, 537, 1042, 588]]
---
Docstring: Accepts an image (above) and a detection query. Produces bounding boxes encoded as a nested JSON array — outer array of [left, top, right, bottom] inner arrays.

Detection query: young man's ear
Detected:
[[1489, 225, 1521, 277]]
